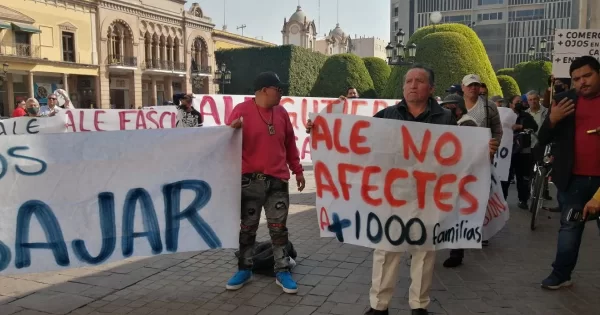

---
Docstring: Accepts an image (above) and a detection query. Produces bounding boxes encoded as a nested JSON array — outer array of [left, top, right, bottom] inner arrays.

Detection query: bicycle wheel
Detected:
[[530, 167, 548, 231]]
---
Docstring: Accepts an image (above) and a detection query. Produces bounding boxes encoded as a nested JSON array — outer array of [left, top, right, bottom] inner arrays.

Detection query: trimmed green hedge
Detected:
[[381, 65, 410, 99], [406, 23, 501, 96], [382, 31, 490, 99], [513, 61, 552, 93], [496, 68, 515, 77], [215, 45, 328, 96], [310, 54, 376, 98], [497, 75, 521, 97], [362, 57, 391, 97]]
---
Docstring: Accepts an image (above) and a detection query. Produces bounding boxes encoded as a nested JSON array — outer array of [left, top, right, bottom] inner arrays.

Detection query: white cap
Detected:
[[462, 74, 482, 86]]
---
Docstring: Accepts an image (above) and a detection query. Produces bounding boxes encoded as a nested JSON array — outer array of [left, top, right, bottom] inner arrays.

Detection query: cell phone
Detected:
[[566, 208, 600, 222], [553, 89, 577, 104]]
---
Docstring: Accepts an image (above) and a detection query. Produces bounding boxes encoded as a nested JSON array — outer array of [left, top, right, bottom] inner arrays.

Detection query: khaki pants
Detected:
[[369, 249, 436, 310]]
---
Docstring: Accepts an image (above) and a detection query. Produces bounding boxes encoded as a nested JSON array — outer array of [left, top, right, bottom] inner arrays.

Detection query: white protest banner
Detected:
[[552, 29, 600, 77], [0, 116, 66, 136], [11, 95, 399, 163], [493, 107, 517, 181], [482, 167, 510, 241], [62, 108, 178, 132], [311, 114, 491, 251], [0, 127, 241, 274]]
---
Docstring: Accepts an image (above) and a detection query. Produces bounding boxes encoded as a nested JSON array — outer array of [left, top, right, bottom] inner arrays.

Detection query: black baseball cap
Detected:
[[446, 84, 462, 93], [253, 72, 289, 92]]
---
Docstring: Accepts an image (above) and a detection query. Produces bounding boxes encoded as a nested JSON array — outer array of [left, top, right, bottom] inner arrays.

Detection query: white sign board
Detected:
[[493, 107, 518, 181], [311, 114, 492, 251], [0, 127, 241, 274], [552, 29, 600, 77]]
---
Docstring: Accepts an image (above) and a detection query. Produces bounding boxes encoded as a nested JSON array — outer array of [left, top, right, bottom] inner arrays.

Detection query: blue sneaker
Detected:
[[541, 273, 572, 290], [226, 270, 252, 290], [275, 271, 298, 294]]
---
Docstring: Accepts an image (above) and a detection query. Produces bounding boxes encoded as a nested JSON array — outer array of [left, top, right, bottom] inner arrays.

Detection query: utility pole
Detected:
[[237, 24, 246, 36]]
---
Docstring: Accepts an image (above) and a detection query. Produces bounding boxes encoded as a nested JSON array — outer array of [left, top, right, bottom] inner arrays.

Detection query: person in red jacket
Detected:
[[12, 100, 26, 117], [226, 72, 305, 294]]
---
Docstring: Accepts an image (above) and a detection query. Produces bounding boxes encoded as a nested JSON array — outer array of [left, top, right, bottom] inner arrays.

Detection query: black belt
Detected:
[[243, 173, 270, 180]]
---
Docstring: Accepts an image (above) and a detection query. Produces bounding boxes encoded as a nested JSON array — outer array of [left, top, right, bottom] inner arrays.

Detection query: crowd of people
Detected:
[[221, 56, 599, 315], [4, 54, 598, 315], [9, 91, 74, 118]]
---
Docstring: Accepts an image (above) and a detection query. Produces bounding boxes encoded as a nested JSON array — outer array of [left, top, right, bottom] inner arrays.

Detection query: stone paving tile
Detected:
[[2, 171, 599, 314]]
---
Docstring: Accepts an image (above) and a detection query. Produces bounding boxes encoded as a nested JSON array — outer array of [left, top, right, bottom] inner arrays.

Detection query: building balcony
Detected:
[[191, 65, 212, 76], [142, 59, 186, 73], [107, 55, 138, 68], [0, 43, 41, 59]]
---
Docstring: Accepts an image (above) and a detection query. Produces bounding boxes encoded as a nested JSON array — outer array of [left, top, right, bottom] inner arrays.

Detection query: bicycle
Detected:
[[529, 143, 553, 231]]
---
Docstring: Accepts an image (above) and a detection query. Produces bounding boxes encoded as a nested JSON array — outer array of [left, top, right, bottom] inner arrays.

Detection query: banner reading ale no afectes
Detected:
[[0, 126, 241, 275], [311, 114, 492, 252]]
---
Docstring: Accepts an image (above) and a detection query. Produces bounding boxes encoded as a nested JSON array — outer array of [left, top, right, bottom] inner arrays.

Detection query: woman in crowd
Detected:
[[25, 98, 42, 117]]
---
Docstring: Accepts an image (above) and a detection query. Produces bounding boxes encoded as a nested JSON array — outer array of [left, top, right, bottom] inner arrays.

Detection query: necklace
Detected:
[[255, 102, 275, 135]]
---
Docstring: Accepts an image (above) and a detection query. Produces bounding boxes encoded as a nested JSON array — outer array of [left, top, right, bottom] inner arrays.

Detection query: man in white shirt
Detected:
[[526, 90, 548, 149], [39, 93, 61, 117], [526, 90, 551, 200]]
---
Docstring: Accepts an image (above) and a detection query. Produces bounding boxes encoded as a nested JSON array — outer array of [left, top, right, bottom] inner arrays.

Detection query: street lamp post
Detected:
[[430, 11, 442, 32], [528, 38, 550, 61], [213, 63, 232, 94], [385, 29, 417, 66]]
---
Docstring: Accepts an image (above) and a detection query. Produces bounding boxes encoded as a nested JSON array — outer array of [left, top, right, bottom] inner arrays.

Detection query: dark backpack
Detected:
[[234, 241, 298, 277]]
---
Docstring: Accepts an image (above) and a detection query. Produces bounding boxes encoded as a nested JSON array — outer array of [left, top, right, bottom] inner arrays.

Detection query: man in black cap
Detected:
[[446, 84, 464, 97], [175, 93, 203, 128], [439, 94, 478, 127], [226, 71, 305, 294]]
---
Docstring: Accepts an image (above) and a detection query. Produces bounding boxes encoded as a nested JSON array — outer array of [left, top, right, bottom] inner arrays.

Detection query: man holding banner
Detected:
[[226, 72, 305, 294], [443, 74, 503, 268], [364, 65, 455, 315]]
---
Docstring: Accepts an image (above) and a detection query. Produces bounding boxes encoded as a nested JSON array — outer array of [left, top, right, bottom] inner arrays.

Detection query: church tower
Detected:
[[281, 6, 317, 51]]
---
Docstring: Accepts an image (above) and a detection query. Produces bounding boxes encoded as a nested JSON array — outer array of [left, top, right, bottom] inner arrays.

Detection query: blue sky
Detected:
[[191, 0, 390, 44]]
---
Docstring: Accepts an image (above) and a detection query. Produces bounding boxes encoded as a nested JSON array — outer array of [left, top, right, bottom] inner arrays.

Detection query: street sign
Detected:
[[552, 29, 600, 77]]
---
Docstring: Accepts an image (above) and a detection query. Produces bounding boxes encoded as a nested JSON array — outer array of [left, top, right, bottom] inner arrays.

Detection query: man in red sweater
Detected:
[[537, 56, 600, 290], [226, 72, 305, 294]]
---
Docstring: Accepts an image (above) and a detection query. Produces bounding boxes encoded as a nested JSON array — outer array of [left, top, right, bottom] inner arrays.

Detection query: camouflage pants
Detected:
[[238, 173, 290, 272]]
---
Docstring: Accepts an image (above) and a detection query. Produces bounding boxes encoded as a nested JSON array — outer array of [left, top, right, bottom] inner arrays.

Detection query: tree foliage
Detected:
[[496, 68, 515, 77], [310, 54, 376, 98], [381, 65, 410, 99], [362, 57, 391, 97], [382, 30, 492, 99], [215, 45, 327, 96], [406, 23, 501, 96], [513, 61, 552, 93], [497, 75, 521, 97]]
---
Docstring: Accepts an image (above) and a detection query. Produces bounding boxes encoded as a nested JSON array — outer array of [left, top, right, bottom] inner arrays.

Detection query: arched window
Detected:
[[107, 21, 134, 65], [191, 37, 208, 72]]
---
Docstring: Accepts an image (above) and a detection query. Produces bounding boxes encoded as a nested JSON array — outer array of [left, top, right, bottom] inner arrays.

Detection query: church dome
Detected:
[[289, 6, 308, 23], [329, 23, 346, 39]]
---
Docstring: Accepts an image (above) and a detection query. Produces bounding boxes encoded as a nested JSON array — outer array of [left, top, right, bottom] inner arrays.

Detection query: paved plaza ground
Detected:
[[1, 167, 600, 315]]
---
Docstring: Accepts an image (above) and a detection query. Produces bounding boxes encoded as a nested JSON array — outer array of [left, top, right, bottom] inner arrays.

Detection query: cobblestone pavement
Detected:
[[1, 167, 600, 315]]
